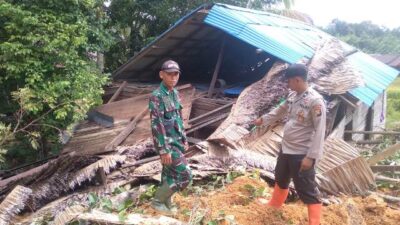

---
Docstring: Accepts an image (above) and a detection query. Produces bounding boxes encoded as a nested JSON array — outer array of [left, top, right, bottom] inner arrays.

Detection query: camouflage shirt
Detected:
[[149, 82, 187, 155]]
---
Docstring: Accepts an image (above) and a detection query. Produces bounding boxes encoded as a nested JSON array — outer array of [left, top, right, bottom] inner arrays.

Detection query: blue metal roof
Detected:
[[205, 4, 399, 106]]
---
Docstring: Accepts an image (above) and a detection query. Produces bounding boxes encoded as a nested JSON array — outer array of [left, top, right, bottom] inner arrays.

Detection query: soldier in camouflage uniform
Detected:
[[149, 60, 192, 214]]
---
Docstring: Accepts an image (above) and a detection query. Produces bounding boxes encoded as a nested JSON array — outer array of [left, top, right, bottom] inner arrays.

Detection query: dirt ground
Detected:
[[142, 175, 400, 225]]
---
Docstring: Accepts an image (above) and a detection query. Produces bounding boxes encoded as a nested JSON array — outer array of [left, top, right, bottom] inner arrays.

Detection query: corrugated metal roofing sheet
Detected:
[[372, 54, 400, 69], [204, 4, 326, 63], [204, 4, 399, 106]]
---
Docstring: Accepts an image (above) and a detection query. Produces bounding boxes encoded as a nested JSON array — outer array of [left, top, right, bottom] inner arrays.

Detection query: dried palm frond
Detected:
[[54, 204, 86, 225], [313, 59, 364, 94], [132, 160, 162, 178], [27, 155, 97, 210], [208, 61, 288, 144], [69, 155, 126, 189], [0, 185, 32, 225], [308, 38, 364, 94], [318, 156, 375, 195], [223, 123, 374, 195], [308, 38, 346, 80], [317, 138, 360, 173], [116, 138, 156, 160], [242, 124, 284, 157], [18, 178, 140, 224], [208, 123, 250, 148], [189, 150, 276, 179]]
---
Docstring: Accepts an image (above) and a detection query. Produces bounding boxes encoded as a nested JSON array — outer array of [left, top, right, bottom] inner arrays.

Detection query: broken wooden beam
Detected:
[[375, 175, 400, 183], [122, 148, 199, 169], [354, 140, 384, 145], [104, 108, 149, 152], [207, 37, 225, 98], [87, 110, 114, 127], [186, 112, 229, 134], [188, 102, 234, 124], [76, 209, 184, 225], [345, 130, 400, 135], [368, 191, 400, 204], [367, 143, 400, 166], [107, 81, 127, 104], [370, 165, 400, 172], [338, 95, 357, 108], [96, 84, 192, 120], [187, 137, 203, 144]]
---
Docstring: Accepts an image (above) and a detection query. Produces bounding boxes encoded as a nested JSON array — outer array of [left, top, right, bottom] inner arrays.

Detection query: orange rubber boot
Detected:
[[267, 183, 289, 208], [307, 203, 322, 225]]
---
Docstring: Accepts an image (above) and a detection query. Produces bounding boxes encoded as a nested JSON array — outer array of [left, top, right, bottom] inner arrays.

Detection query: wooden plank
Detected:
[[325, 99, 340, 136], [367, 143, 400, 166], [189, 102, 234, 124], [354, 140, 384, 145], [181, 87, 196, 127], [107, 81, 127, 104], [207, 37, 225, 98], [345, 130, 400, 135], [375, 175, 400, 183], [0, 162, 49, 188], [96, 94, 149, 120], [104, 108, 149, 152], [186, 113, 229, 134], [338, 94, 357, 108], [95, 84, 192, 120], [122, 148, 199, 169], [371, 165, 400, 172]]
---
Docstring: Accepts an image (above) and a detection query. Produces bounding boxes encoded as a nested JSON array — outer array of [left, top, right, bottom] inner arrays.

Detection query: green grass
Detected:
[[386, 76, 400, 130]]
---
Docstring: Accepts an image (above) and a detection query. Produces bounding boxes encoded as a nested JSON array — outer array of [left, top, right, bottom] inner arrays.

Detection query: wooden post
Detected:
[[107, 81, 127, 104], [207, 37, 226, 98], [104, 108, 148, 152]]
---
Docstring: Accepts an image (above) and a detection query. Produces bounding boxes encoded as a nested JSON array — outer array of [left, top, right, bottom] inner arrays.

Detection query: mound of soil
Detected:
[[142, 175, 400, 225]]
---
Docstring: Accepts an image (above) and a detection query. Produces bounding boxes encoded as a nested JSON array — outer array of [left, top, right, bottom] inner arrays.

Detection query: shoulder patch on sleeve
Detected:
[[313, 104, 322, 117]]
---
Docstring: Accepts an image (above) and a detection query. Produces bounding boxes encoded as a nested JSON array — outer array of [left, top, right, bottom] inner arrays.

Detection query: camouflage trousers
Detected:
[[162, 145, 192, 192]]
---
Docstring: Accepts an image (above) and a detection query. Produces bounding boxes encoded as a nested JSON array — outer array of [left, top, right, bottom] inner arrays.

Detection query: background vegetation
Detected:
[[0, 0, 289, 169]]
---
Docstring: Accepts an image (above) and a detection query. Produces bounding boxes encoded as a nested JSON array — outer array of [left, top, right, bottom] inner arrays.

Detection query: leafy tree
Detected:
[[325, 19, 400, 54], [0, 0, 113, 167]]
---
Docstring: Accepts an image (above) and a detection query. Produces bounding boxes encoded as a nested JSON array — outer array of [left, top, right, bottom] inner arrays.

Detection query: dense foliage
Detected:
[[325, 19, 400, 54], [0, 0, 113, 167], [0, 0, 290, 169]]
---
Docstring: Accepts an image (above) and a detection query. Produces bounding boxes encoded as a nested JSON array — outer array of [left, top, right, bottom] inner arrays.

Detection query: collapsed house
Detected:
[[1, 3, 400, 224], [372, 54, 400, 70]]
